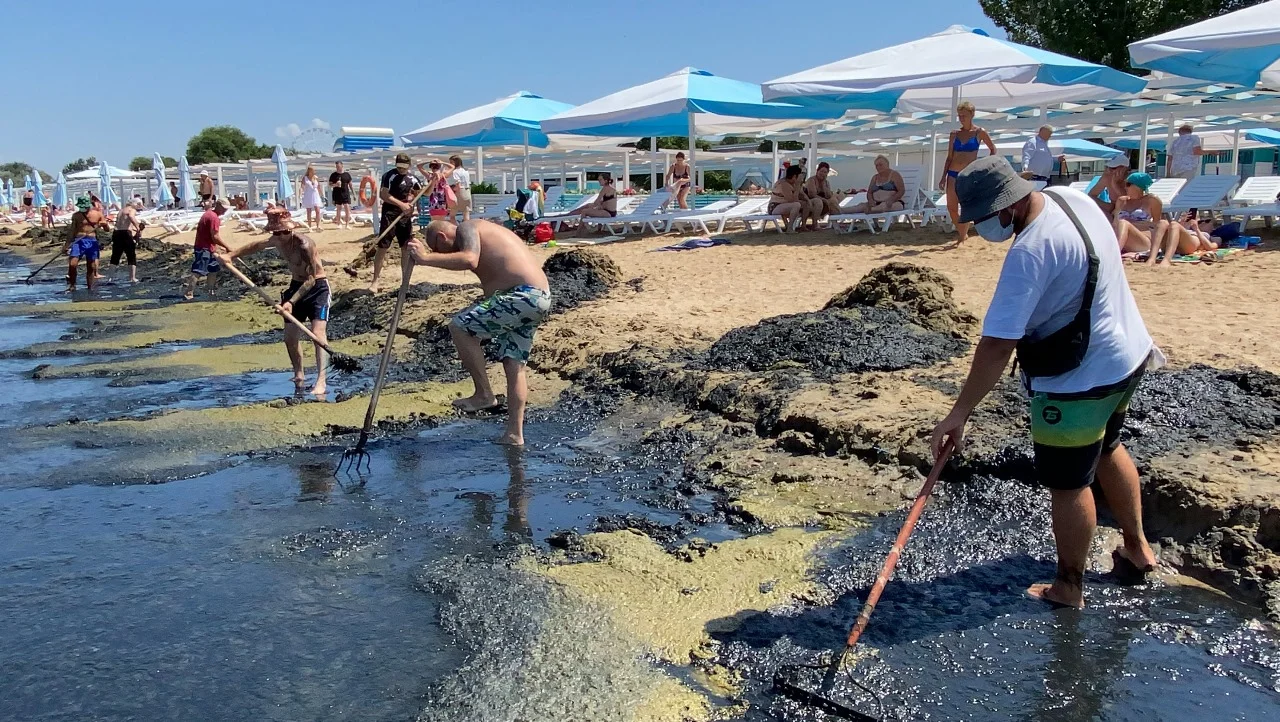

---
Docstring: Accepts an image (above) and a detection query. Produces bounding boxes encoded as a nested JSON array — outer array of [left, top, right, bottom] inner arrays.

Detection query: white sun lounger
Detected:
[[833, 165, 926, 234], [582, 192, 673, 235], [642, 199, 737, 234], [1228, 175, 1280, 207], [1164, 175, 1237, 217], [547, 193, 606, 232], [1146, 178, 1186, 209]]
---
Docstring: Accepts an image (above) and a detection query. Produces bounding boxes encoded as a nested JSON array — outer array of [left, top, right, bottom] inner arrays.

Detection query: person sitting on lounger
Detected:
[[800, 162, 842, 230], [578, 174, 618, 220], [769, 165, 813, 232], [850, 155, 906, 215], [1112, 172, 1170, 260], [1089, 154, 1130, 217]]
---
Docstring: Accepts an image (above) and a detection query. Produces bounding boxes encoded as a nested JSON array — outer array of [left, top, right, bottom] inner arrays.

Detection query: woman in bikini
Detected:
[[1112, 172, 1171, 261], [665, 152, 692, 210], [850, 155, 905, 213], [578, 173, 618, 223], [939, 101, 996, 245]]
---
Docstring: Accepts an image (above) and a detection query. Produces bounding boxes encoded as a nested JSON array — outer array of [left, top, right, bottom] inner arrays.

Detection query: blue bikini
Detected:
[[946, 131, 982, 178]]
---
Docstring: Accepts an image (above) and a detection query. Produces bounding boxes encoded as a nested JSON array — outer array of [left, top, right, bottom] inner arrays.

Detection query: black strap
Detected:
[[1043, 188, 1099, 325]]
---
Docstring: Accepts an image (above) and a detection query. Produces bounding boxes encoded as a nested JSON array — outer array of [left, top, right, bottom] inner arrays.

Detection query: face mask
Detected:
[[975, 213, 1014, 242]]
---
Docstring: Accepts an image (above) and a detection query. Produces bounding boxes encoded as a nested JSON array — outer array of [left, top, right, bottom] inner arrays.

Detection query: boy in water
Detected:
[[406, 220, 551, 446], [220, 207, 331, 396]]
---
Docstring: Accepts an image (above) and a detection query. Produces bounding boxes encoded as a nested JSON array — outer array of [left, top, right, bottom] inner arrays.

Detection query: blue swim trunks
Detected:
[[190, 248, 221, 276], [452, 285, 552, 363], [68, 235, 100, 261]]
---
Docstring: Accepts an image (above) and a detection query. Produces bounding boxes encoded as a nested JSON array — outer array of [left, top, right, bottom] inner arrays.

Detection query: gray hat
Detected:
[[956, 156, 1035, 223]]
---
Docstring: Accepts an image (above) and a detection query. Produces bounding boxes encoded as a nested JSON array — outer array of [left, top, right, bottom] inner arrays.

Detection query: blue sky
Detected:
[[2, 1, 994, 175]]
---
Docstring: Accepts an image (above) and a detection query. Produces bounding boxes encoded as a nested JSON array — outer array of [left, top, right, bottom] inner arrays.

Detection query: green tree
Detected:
[[980, 0, 1264, 72], [702, 169, 733, 192], [163, 156, 178, 168], [128, 156, 151, 172], [186, 126, 272, 165], [62, 157, 97, 175], [0, 161, 52, 183]]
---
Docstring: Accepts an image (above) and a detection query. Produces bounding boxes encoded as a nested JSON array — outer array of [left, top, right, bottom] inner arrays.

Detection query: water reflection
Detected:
[[1030, 608, 1131, 721], [296, 462, 334, 501], [503, 446, 532, 542]]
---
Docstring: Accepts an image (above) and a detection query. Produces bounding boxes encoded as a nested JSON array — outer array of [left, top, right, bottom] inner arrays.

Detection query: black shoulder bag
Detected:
[[1015, 189, 1100, 379]]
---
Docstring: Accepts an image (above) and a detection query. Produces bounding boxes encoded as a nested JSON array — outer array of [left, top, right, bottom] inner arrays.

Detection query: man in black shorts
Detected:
[[221, 207, 332, 397], [369, 152, 421, 292], [329, 161, 353, 229], [110, 198, 145, 283]]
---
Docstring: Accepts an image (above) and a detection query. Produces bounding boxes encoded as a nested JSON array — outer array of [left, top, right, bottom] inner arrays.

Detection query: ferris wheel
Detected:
[[291, 127, 338, 154]]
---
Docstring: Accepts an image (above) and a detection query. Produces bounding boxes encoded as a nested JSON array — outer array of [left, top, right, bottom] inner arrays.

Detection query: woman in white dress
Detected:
[[300, 164, 324, 231]]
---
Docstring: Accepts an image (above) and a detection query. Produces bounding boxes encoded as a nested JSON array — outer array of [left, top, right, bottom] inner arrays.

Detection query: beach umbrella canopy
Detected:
[[541, 67, 846, 137], [272, 145, 294, 204], [66, 165, 143, 180], [1129, 0, 1280, 87], [97, 161, 120, 206], [762, 26, 1146, 112], [402, 91, 575, 148], [52, 172, 68, 208], [0, 178, 9, 207], [152, 153, 173, 207], [177, 156, 196, 209]]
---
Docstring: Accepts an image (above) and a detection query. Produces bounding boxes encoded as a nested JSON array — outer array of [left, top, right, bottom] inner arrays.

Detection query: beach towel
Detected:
[[650, 237, 732, 252]]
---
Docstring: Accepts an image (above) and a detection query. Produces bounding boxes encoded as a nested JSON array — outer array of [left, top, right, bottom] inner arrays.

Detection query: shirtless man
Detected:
[[407, 220, 552, 446], [111, 198, 144, 283], [221, 208, 332, 396], [64, 197, 107, 292]]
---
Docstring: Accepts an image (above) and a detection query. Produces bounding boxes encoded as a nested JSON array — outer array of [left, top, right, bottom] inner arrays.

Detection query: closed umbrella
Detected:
[[152, 153, 173, 208], [1, 178, 11, 208], [52, 172, 68, 209], [272, 145, 294, 206], [763, 25, 1145, 111], [178, 156, 196, 209], [31, 172, 46, 208], [97, 161, 120, 206], [1129, 0, 1280, 87]]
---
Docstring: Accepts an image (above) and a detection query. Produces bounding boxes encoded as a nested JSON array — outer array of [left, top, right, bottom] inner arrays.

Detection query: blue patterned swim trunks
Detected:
[[452, 285, 552, 363]]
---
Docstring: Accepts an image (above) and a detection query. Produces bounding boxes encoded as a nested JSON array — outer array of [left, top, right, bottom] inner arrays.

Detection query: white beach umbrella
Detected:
[[763, 26, 1147, 112], [1130, 0, 1280, 87]]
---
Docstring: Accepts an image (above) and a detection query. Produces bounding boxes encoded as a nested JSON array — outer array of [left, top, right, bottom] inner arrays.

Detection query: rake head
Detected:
[[772, 652, 883, 722], [328, 351, 362, 374], [335, 446, 371, 476]]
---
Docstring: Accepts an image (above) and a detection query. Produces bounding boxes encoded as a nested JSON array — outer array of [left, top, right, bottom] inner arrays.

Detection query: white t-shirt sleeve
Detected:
[[981, 246, 1048, 340]]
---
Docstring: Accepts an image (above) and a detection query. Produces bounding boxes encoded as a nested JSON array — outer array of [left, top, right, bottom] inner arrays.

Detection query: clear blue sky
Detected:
[[2, 0, 995, 175]]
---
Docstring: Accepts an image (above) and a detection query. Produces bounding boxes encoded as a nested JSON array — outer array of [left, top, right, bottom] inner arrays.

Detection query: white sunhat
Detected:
[[1106, 154, 1130, 168]]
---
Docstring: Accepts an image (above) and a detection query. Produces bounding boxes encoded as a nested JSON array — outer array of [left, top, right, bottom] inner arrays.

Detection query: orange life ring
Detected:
[[358, 176, 376, 207]]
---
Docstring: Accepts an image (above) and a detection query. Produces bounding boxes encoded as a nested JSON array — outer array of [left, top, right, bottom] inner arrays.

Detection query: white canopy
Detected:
[[1129, 0, 1280, 87], [66, 165, 144, 180]]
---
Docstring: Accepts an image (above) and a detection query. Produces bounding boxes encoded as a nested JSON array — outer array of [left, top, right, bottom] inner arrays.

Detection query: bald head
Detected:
[[424, 219, 457, 251]]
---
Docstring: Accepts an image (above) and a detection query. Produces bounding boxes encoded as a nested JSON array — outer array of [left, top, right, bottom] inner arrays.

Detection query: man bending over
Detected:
[[407, 220, 551, 446]]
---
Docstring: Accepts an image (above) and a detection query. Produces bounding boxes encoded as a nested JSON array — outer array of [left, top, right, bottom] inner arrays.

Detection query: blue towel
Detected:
[[651, 237, 732, 252]]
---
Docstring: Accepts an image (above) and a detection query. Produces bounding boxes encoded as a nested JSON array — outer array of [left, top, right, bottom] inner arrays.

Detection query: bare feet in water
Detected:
[[494, 431, 523, 446], [1113, 541, 1157, 575], [292, 375, 306, 394], [1026, 581, 1084, 609], [310, 381, 327, 397]]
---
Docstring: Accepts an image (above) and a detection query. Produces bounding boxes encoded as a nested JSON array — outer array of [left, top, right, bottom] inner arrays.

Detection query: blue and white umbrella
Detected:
[[272, 145, 294, 205], [402, 91, 575, 148], [52, 172, 68, 209], [152, 153, 173, 207], [177, 156, 196, 209], [0, 178, 11, 208], [1130, 0, 1280, 88], [31, 171, 46, 208], [763, 25, 1146, 111], [98, 161, 120, 206]]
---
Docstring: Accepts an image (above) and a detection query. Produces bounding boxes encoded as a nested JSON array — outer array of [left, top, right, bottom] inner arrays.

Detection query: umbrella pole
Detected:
[[687, 112, 697, 191], [1138, 114, 1149, 176]]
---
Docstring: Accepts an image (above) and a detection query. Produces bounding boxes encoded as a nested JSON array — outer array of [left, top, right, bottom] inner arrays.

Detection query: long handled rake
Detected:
[[772, 441, 955, 721], [23, 249, 64, 284], [221, 260, 361, 373]]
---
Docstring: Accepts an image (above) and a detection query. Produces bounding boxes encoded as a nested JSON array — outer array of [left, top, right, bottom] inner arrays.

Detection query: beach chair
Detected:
[[1068, 180, 1093, 192], [1146, 178, 1186, 209], [667, 197, 769, 235], [547, 193, 604, 232], [475, 196, 517, 221], [1164, 175, 1237, 217], [641, 198, 737, 234], [1228, 175, 1280, 207], [834, 165, 925, 234], [161, 211, 206, 234], [582, 192, 672, 235]]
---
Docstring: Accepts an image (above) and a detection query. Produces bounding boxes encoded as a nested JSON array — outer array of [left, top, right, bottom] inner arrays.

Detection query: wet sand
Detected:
[[3, 217, 1279, 720]]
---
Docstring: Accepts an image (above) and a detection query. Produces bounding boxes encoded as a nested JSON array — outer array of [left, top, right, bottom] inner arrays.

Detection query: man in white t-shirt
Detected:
[[1167, 124, 1203, 181], [447, 155, 472, 222], [930, 156, 1159, 609]]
